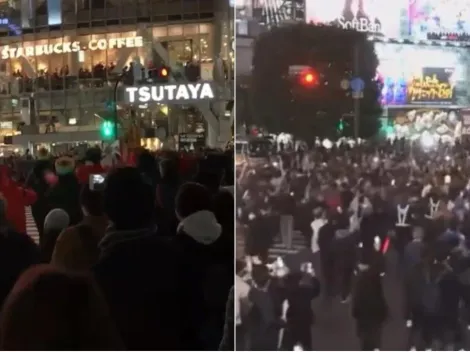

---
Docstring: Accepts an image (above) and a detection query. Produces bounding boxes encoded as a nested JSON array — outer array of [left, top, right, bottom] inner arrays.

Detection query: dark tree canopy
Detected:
[[251, 23, 382, 141]]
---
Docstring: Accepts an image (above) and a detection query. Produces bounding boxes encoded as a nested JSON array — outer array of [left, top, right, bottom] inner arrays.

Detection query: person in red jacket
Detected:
[[76, 147, 107, 184], [0, 165, 37, 234]]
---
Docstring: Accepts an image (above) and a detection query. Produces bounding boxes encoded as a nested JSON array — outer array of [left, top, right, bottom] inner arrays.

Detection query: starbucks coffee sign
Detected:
[[125, 82, 216, 104]]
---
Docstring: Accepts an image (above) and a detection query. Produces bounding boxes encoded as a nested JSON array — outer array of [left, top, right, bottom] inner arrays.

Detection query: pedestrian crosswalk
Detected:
[[236, 222, 307, 262], [25, 207, 39, 244], [268, 231, 306, 261]]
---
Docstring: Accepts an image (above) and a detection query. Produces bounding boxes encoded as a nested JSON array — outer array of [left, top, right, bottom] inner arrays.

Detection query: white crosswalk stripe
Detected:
[[25, 206, 39, 244], [236, 226, 307, 262]]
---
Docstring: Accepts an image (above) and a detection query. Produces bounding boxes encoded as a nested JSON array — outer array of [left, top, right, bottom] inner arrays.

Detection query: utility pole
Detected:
[[353, 43, 360, 140]]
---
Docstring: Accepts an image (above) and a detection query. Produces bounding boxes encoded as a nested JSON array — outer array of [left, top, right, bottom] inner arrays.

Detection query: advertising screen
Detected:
[[409, 0, 470, 41], [376, 43, 469, 106], [407, 67, 455, 105], [305, 0, 409, 38]]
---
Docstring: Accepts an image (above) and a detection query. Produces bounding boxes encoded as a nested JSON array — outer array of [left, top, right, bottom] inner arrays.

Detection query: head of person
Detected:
[[104, 167, 155, 230], [43, 209, 70, 235], [80, 185, 105, 217], [137, 149, 157, 175], [54, 157, 75, 176], [159, 158, 178, 182], [0, 265, 123, 350], [85, 147, 102, 165], [175, 182, 222, 243], [175, 182, 213, 222], [37, 147, 49, 160]]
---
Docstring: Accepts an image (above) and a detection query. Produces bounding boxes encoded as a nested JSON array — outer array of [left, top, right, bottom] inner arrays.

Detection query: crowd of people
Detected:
[[236, 137, 470, 350], [4, 59, 210, 94], [0, 145, 234, 350]]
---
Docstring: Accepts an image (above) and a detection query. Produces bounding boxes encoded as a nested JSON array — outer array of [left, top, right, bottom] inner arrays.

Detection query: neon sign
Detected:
[[0, 36, 143, 59], [125, 83, 216, 104], [407, 75, 453, 102], [337, 17, 382, 33]]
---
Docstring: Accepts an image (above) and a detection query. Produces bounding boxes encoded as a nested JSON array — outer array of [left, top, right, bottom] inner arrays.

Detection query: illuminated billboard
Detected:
[[376, 43, 469, 106], [409, 0, 470, 41], [305, 0, 409, 38]]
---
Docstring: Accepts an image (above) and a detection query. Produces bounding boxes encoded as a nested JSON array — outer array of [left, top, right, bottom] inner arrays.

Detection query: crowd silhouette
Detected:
[[0, 58, 232, 94]]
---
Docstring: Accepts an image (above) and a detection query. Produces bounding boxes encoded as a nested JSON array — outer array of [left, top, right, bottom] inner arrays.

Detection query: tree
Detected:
[[251, 23, 382, 141]]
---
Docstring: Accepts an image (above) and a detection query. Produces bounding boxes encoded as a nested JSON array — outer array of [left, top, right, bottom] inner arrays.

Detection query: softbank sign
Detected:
[[125, 83, 215, 104]]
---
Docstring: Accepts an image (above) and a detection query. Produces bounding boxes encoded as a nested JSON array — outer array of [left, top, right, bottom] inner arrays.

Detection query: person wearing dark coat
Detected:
[[25, 148, 53, 241], [93, 167, 192, 351], [174, 182, 233, 351], [352, 252, 388, 351], [46, 157, 82, 226], [0, 198, 40, 309]]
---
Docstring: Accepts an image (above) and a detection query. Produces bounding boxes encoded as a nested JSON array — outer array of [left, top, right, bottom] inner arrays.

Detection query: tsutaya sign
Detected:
[[125, 83, 216, 104], [1, 36, 143, 59]]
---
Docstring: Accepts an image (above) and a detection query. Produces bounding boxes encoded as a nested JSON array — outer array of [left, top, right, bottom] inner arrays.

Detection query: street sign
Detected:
[[350, 77, 365, 92], [352, 91, 364, 99]]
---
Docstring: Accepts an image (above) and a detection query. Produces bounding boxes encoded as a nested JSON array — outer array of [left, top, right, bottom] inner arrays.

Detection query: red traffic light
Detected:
[[300, 70, 317, 86]]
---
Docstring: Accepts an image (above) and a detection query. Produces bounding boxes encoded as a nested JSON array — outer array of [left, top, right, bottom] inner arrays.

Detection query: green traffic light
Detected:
[[338, 120, 344, 131], [100, 121, 115, 138]]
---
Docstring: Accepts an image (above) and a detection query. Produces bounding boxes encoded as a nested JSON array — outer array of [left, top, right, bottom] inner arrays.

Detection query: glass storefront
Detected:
[[0, 22, 221, 128], [0, 23, 214, 93]]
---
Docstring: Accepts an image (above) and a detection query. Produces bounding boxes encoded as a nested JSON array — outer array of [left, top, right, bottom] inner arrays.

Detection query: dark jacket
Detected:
[[0, 229, 40, 308], [352, 268, 388, 324], [46, 173, 82, 226], [93, 227, 193, 351], [174, 210, 232, 351], [219, 286, 234, 351]]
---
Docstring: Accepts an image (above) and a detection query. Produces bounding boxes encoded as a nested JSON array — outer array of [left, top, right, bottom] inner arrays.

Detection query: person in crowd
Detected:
[[213, 189, 235, 256], [174, 182, 232, 350], [0, 164, 37, 234], [75, 147, 107, 184], [40, 208, 70, 263], [0, 198, 40, 309], [219, 286, 234, 351], [46, 156, 82, 226], [281, 262, 321, 350], [25, 147, 53, 240], [155, 158, 180, 234], [0, 265, 124, 350], [93, 167, 192, 350], [51, 185, 107, 272], [137, 149, 159, 193], [352, 252, 388, 351]]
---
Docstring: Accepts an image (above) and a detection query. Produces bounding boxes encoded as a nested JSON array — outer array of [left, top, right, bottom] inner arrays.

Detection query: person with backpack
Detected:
[[51, 185, 107, 272]]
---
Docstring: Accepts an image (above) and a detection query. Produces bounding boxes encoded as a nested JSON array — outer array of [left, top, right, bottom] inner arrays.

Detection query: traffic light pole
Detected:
[[353, 44, 360, 140], [113, 75, 123, 142]]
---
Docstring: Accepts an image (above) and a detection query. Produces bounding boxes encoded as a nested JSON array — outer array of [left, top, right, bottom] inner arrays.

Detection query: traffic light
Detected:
[[100, 120, 116, 140], [149, 66, 170, 83], [299, 69, 318, 87]]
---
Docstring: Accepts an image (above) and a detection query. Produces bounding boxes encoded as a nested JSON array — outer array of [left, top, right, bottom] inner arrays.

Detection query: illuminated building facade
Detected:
[[0, 0, 234, 148]]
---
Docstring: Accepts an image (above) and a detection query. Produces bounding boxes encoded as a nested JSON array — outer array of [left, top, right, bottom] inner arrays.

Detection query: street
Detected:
[[310, 251, 409, 350]]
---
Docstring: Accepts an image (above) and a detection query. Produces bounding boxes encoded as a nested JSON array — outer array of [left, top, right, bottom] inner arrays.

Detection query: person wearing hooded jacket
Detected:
[[174, 182, 232, 351], [24, 148, 52, 239], [45, 157, 82, 226]]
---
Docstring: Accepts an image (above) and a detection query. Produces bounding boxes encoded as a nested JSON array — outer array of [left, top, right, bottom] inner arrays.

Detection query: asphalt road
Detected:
[[310, 251, 410, 351]]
